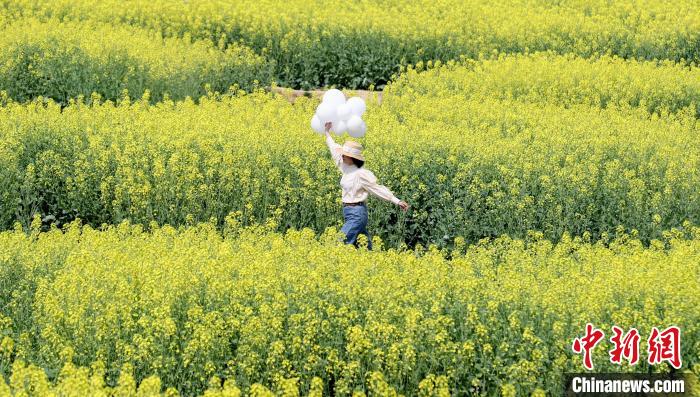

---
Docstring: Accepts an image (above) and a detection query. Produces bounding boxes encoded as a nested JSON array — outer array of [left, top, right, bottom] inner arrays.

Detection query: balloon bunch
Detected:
[[310, 89, 367, 137]]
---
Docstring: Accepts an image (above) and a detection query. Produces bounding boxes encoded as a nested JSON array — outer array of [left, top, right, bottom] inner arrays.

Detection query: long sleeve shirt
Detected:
[[326, 133, 401, 205]]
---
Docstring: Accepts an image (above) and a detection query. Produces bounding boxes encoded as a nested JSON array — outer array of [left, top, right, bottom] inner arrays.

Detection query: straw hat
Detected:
[[341, 141, 364, 161]]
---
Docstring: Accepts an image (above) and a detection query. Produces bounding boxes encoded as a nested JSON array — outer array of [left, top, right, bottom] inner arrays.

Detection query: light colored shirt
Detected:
[[326, 133, 401, 205]]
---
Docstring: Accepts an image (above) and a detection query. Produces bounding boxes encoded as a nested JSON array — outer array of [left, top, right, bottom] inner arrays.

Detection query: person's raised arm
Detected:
[[324, 122, 343, 169]]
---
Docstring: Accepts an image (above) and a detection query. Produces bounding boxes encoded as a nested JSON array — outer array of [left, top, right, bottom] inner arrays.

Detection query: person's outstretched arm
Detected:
[[324, 123, 343, 169], [360, 169, 410, 211]]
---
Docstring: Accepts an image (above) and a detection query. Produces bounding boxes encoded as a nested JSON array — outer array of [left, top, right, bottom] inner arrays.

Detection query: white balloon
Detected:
[[316, 101, 337, 123], [347, 97, 366, 116], [322, 89, 345, 106], [348, 120, 367, 138], [331, 113, 343, 131], [336, 103, 353, 121], [310, 114, 324, 134], [346, 115, 364, 135], [332, 120, 347, 135]]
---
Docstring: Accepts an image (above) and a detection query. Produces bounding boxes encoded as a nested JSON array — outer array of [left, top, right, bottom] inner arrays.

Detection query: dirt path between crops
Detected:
[[268, 86, 384, 105]]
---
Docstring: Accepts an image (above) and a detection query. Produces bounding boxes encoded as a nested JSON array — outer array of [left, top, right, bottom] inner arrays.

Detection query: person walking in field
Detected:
[[324, 121, 409, 250]]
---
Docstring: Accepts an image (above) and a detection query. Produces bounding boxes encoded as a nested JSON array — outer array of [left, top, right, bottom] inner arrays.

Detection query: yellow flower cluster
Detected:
[[386, 53, 700, 117], [0, 3, 698, 396], [0, 220, 697, 395], [0, 17, 272, 104], [2, 0, 699, 89], [1, 77, 698, 248]]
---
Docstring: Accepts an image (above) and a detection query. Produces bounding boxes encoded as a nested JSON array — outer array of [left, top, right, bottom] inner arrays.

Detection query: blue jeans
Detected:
[[341, 203, 372, 250]]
